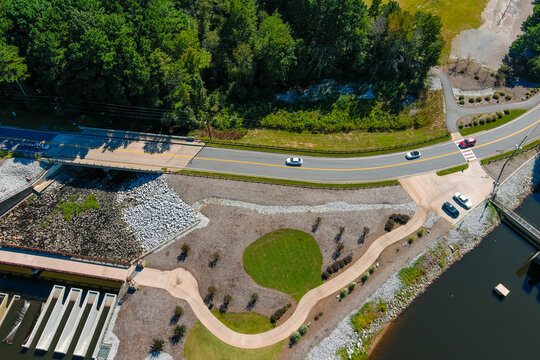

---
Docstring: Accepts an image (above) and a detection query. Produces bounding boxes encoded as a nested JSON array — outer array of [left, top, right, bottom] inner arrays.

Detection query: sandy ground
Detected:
[[164, 174, 412, 206], [113, 287, 197, 360], [450, 0, 535, 69]]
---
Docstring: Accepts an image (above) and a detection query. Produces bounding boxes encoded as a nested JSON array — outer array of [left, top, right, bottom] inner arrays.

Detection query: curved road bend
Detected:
[[136, 207, 428, 349]]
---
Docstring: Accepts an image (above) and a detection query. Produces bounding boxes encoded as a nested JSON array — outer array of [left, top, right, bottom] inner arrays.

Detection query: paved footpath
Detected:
[[135, 206, 428, 349]]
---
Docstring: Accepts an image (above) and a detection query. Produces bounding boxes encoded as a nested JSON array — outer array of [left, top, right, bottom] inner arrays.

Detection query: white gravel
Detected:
[[192, 198, 416, 215], [422, 210, 440, 229], [0, 158, 48, 199], [452, 88, 495, 97], [117, 174, 198, 251], [308, 155, 538, 360], [427, 76, 442, 91]]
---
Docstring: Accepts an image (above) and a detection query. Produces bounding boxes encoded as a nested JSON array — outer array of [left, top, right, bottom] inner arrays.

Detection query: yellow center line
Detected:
[[1, 118, 538, 172]]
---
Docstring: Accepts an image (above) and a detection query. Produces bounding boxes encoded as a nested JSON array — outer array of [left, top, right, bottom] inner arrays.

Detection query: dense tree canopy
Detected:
[[508, 2, 540, 81], [0, 0, 444, 132]]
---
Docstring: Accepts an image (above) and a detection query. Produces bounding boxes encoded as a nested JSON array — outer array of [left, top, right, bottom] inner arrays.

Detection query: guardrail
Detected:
[[201, 132, 450, 154], [0, 242, 131, 268]]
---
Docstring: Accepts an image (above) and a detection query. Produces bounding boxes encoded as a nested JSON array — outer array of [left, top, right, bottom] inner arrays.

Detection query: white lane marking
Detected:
[[454, 140, 477, 161]]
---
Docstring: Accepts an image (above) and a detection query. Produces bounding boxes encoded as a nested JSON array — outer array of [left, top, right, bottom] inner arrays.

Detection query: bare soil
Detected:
[[443, 61, 533, 105], [0, 167, 142, 261], [113, 287, 197, 360], [164, 174, 412, 206], [482, 146, 540, 183]]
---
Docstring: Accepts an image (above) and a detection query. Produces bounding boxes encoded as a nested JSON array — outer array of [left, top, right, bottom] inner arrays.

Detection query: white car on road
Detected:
[[453, 192, 472, 209], [405, 150, 421, 160], [285, 157, 303, 166]]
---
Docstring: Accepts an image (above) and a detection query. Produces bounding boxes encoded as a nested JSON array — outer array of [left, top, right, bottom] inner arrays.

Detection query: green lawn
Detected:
[[459, 109, 528, 136], [243, 229, 323, 301], [436, 163, 469, 176], [394, 0, 489, 62], [184, 313, 284, 360]]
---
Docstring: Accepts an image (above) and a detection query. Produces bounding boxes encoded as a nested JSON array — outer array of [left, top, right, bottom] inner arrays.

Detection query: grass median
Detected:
[[436, 163, 469, 176], [243, 229, 323, 301], [177, 170, 399, 189], [481, 139, 540, 164], [458, 109, 528, 136]]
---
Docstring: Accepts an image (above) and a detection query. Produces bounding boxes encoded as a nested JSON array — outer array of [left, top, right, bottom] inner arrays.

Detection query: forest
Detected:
[[0, 0, 445, 134], [508, 1, 540, 82]]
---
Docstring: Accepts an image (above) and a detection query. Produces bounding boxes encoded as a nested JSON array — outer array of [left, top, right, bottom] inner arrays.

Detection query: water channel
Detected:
[[371, 193, 540, 360]]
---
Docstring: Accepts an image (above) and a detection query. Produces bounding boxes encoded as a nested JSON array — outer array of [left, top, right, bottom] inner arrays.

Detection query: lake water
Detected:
[[371, 193, 540, 360]]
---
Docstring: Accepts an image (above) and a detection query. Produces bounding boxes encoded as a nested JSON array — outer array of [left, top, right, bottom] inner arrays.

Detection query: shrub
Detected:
[[389, 214, 410, 225], [484, 96, 491, 101], [290, 331, 301, 344], [498, 91, 505, 96], [486, 118, 492, 123], [363, 227, 370, 236], [458, 123, 464, 129], [321, 271, 330, 280], [349, 282, 356, 292], [339, 226, 345, 236], [150, 338, 164, 353], [369, 265, 376, 274], [340, 288, 348, 298], [207, 286, 216, 295], [361, 272, 369, 283], [408, 235, 416, 244], [458, 95, 465, 100], [474, 74, 479, 80], [250, 293, 259, 303], [491, 115, 498, 121], [377, 299, 387, 313], [173, 325, 186, 338], [174, 306, 183, 318], [479, 119, 485, 125], [324, 255, 353, 277], [384, 219, 395, 232], [271, 304, 291, 324], [493, 93, 500, 100], [298, 324, 308, 336], [223, 295, 232, 305], [181, 243, 190, 255], [475, 97, 482, 102], [417, 228, 424, 237], [459, 99, 465, 105], [504, 109, 510, 114], [472, 121, 478, 126], [496, 111, 504, 118], [336, 242, 345, 252], [468, 98, 474, 103], [505, 94, 512, 100]]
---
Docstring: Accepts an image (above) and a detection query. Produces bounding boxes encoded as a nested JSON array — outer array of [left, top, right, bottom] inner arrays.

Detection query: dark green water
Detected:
[[371, 193, 540, 360]]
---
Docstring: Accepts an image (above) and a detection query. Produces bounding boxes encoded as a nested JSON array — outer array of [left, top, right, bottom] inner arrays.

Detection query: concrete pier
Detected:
[[73, 291, 101, 358], [35, 286, 69, 351], [22, 285, 64, 349], [54, 288, 84, 355]]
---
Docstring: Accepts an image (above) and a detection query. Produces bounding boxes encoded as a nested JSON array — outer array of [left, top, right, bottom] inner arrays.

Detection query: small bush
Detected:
[[181, 243, 190, 255], [250, 293, 259, 303], [223, 295, 232, 305], [150, 338, 164, 353], [384, 218, 395, 232], [173, 325, 186, 338], [369, 265, 376, 274], [340, 288, 348, 298], [496, 111, 504, 118], [474, 74, 479, 80], [479, 119, 485, 125], [458, 123, 464, 129], [417, 228, 424, 237], [321, 271, 330, 280], [361, 272, 369, 283], [498, 91, 505, 96], [271, 304, 291, 324], [459, 99, 465, 105], [504, 109, 510, 114], [408, 235, 416, 244], [472, 120, 478, 126], [468, 98, 475, 103], [336, 242, 345, 252], [505, 94, 512, 100], [349, 282, 356, 292], [486, 118, 492, 123], [475, 97, 482, 102], [208, 286, 216, 295], [174, 306, 183, 318], [290, 331, 301, 344], [493, 93, 500, 100], [389, 214, 410, 225], [484, 96, 491, 101], [491, 115, 498, 121], [458, 95, 465, 100], [298, 324, 308, 336]]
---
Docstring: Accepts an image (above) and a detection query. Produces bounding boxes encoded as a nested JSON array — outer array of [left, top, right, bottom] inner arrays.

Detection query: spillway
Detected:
[[54, 288, 84, 355]]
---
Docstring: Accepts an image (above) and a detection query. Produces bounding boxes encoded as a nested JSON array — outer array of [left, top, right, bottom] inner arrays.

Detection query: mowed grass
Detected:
[[459, 109, 528, 136], [366, 0, 489, 62], [184, 313, 284, 360], [243, 229, 323, 301], [436, 163, 469, 176]]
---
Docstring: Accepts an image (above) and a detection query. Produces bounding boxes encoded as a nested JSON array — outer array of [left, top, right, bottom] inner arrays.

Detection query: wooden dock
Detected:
[[490, 199, 540, 249]]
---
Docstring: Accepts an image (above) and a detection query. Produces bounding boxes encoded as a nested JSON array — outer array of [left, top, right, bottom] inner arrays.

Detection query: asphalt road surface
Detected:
[[1, 105, 539, 182]]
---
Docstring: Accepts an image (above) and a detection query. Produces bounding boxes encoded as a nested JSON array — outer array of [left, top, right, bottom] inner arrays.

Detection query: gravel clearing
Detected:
[[192, 198, 416, 215], [452, 87, 495, 97], [307, 156, 538, 360], [0, 158, 49, 199], [117, 174, 198, 250]]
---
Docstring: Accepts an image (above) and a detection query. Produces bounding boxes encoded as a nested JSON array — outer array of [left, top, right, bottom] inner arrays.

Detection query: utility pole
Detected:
[[490, 136, 527, 200]]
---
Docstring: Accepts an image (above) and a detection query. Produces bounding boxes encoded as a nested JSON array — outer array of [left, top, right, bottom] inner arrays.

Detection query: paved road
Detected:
[[431, 68, 540, 132]]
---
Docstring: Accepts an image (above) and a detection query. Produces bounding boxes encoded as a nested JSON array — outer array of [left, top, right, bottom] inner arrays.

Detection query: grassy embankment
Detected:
[[481, 139, 540, 164], [184, 311, 284, 360], [243, 229, 323, 301], [436, 163, 469, 176], [459, 109, 528, 136]]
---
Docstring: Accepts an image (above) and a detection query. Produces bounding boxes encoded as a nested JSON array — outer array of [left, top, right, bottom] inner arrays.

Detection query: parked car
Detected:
[[453, 192, 472, 209], [285, 157, 303, 166], [442, 201, 460, 218], [459, 137, 476, 148], [405, 150, 421, 160]]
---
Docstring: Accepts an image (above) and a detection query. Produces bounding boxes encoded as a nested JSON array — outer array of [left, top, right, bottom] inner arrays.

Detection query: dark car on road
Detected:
[[442, 201, 460, 218]]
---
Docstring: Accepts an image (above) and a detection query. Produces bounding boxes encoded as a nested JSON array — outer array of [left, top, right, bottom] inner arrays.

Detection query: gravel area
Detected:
[[483, 150, 540, 189], [118, 174, 198, 250], [0, 158, 49, 199], [165, 174, 412, 206], [307, 155, 539, 360]]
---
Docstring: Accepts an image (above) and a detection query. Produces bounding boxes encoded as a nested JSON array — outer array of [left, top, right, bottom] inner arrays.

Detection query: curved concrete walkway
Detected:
[[430, 68, 540, 132], [135, 206, 428, 349]]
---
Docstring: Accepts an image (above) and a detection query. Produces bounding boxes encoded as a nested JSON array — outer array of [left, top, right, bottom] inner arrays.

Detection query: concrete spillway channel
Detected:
[[22, 285, 63, 349], [91, 293, 117, 359], [53, 287, 84, 355], [35, 285, 69, 352]]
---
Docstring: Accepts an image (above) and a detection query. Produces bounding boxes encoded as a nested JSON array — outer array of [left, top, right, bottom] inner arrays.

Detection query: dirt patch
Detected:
[[0, 167, 142, 261], [145, 203, 415, 319], [113, 287, 197, 360], [164, 174, 412, 206], [482, 146, 540, 182], [450, 0, 535, 69], [443, 61, 533, 105], [282, 218, 451, 360]]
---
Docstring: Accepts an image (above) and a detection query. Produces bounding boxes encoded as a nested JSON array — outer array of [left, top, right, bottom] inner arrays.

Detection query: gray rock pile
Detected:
[[0, 158, 49, 199], [117, 174, 198, 250]]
